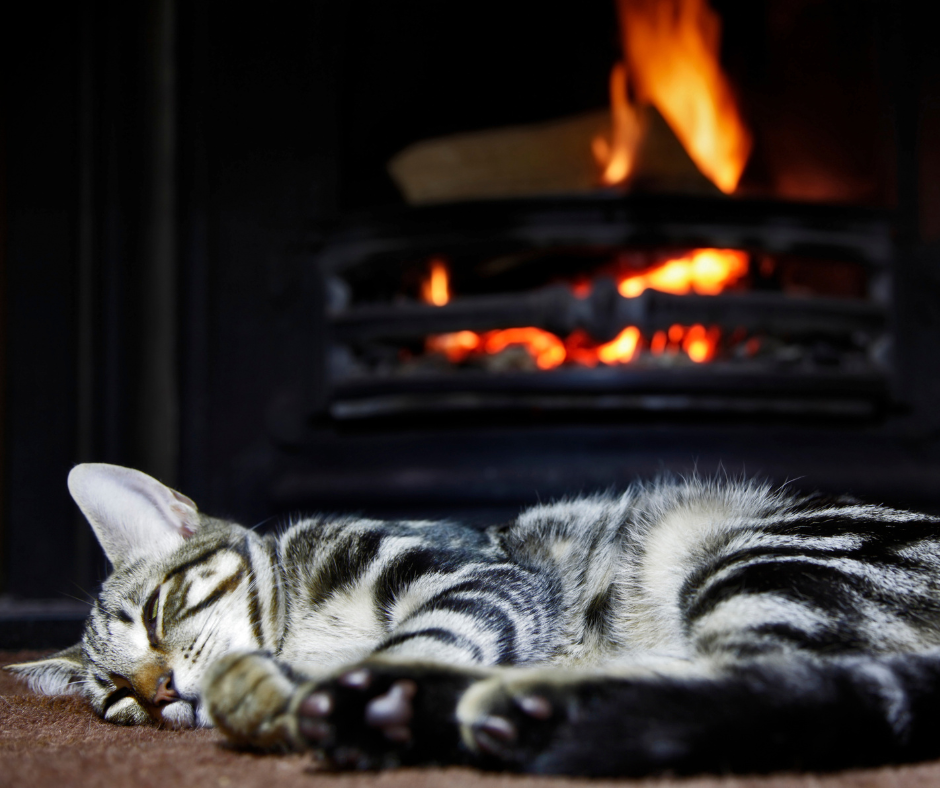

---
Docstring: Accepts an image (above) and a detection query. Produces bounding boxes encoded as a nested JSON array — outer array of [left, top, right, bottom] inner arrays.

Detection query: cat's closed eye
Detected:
[[143, 589, 161, 647]]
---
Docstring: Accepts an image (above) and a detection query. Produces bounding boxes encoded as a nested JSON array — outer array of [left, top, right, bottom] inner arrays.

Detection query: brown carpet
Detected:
[[2, 651, 939, 788]]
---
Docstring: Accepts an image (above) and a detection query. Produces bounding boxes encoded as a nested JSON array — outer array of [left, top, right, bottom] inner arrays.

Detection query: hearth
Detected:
[[309, 0, 899, 425], [256, 0, 935, 519]]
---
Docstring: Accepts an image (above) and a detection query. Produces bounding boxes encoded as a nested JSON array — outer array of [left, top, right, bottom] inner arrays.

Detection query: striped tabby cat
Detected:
[[10, 462, 940, 775]]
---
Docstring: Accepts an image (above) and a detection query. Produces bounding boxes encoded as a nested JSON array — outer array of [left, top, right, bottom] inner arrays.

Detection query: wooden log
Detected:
[[387, 110, 609, 204], [388, 104, 720, 204]]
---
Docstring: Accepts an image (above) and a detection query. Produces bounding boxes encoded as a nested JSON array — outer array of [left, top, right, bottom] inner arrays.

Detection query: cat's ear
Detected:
[[68, 463, 201, 568], [4, 643, 86, 695]]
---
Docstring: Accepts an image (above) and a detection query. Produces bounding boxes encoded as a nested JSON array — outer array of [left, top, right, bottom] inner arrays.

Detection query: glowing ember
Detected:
[[421, 258, 450, 306], [426, 328, 567, 369], [650, 330, 668, 354], [421, 249, 745, 369], [597, 326, 642, 364], [682, 324, 721, 363], [618, 248, 748, 297], [595, 0, 752, 194], [484, 328, 567, 370], [426, 330, 481, 362]]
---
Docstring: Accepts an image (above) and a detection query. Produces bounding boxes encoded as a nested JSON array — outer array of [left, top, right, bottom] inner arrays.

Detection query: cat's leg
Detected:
[[454, 660, 715, 774], [284, 659, 699, 769], [203, 650, 487, 765], [207, 649, 940, 774], [453, 652, 940, 776], [202, 651, 303, 749]]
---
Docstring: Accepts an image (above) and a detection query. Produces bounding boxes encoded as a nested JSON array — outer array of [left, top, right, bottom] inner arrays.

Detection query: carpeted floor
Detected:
[[3, 651, 940, 788]]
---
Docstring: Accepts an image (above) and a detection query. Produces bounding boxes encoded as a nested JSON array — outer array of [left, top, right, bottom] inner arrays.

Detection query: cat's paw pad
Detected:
[[203, 651, 297, 749], [363, 676, 418, 742], [292, 667, 419, 768], [297, 671, 418, 745], [291, 662, 476, 769], [457, 675, 574, 767]]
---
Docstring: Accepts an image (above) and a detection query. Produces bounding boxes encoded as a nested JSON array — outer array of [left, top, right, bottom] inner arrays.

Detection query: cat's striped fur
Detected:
[[10, 463, 940, 775]]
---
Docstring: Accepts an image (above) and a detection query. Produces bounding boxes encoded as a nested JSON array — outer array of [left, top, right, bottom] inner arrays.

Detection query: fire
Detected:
[[617, 248, 748, 297], [597, 326, 642, 364], [426, 330, 480, 362], [426, 329, 566, 369], [684, 324, 719, 362], [421, 249, 744, 368], [484, 328, 567, 370], [593, 0, 752, 194], [592, 63, 643, 185], [650, 330, 668, 354], [421, 258, 450, 306]]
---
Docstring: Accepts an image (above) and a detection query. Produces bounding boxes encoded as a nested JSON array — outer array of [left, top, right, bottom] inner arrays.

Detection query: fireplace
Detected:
[[254, 0, 940, 520], [322, 197, 889, 421], [308, 0, 897, 423], [255, 0, 915, 505]]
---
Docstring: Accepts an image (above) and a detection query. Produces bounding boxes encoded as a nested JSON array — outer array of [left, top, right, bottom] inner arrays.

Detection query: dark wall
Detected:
[[181, 2, 343, 521], [1, 0, 354, 596], [2, 5, 83, 597]]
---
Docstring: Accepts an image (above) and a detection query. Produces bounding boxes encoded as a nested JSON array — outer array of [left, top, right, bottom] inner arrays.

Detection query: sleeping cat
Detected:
[[10, 462, 940, 775]]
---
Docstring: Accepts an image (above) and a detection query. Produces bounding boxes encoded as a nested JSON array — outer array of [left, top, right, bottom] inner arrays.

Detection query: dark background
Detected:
[[3, 0, 940, 633], [0, 0, 621, 605]]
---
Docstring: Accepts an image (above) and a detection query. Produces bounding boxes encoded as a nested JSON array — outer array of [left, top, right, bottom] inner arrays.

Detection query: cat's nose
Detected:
[[152, 672, 179, 706]]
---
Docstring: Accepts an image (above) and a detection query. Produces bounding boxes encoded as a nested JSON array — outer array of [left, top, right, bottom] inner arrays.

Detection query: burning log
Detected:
[[388, 0, 750, 204]]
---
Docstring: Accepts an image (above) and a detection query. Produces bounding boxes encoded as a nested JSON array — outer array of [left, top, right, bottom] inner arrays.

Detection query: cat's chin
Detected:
[[160, 700, 198, 729]]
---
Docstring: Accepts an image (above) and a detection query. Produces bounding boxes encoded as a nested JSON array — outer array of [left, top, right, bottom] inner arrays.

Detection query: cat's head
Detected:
[[6, 464, 280, 728]]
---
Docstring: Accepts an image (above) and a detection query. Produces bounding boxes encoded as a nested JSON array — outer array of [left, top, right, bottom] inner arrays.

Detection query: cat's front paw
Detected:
[[203, 651, 298, 750], [292, 662, 480, 769], [456, 671, 588, 770]]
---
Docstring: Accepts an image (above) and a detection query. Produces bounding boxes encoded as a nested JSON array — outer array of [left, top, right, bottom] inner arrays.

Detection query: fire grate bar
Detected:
[[331, 283, 886, 344], [318, 195, 895, 273], [328, 366, 888, 420], [329, 392, 880, 421]]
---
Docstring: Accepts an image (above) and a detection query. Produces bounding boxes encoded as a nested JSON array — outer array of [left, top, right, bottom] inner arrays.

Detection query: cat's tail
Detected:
[[456, 651, 940, 776]]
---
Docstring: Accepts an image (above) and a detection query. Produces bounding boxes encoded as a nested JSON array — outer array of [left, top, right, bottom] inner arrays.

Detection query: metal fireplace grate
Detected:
[[317, 194, 893, 421]]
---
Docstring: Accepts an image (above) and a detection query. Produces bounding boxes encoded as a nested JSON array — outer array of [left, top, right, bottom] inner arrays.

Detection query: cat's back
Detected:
[[496, 479, 940, 664]]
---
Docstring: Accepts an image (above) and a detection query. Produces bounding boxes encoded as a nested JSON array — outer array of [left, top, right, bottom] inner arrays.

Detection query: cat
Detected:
[[10, 462, 940, 776]]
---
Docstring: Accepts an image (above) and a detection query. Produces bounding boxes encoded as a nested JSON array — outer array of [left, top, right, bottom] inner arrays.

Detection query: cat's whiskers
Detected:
[[65, 586, 96, 606], [248, 516, 278, 533]]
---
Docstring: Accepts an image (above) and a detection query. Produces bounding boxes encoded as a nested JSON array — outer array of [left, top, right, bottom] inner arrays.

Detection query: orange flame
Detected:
[[597, 326, 642, 364], [426, 330, 480, 362], [423, 248, 744, 368], [484, 328, 567, 370], [426, 328, 566, 370], [683, 324, 720, 362], [596, 0, 752, 194], [592, 62, 643, 185], [650, 330, 668, 354], [617, 248, 748, 297], [421, 258, 450, 306]]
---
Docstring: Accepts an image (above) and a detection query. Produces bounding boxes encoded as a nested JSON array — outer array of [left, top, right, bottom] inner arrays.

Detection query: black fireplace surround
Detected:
[[4, 0, 940, 646]]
